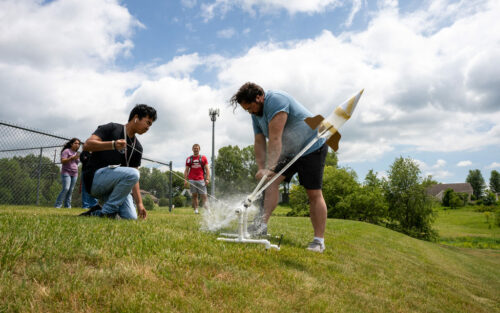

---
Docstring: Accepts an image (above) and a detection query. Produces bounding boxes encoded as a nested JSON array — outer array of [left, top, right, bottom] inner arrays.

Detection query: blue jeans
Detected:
[[90, 166, 140, 220], [81, 174, 98, 208], [55, 174, 77, 208]]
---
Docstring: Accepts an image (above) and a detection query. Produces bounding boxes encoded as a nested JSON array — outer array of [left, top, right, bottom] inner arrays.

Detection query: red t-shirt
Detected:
[[186, 155, 208, 181]]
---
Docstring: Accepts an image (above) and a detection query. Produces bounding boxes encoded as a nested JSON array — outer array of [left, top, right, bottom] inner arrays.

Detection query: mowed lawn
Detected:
[[434, 206, 500, 249], [0, 205, 499, 313]]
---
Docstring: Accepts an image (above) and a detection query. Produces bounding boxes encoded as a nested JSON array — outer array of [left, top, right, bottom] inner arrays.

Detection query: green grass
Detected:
[[434, 206, 500, 249], [0, 205, 499, 313]]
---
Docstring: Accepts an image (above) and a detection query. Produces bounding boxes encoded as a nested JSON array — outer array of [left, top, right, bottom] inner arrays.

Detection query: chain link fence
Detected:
[[0, 121, 176, 210]]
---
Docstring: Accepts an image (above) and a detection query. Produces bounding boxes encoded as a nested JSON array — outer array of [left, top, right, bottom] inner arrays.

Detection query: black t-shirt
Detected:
[[83, 122, 143, 190]]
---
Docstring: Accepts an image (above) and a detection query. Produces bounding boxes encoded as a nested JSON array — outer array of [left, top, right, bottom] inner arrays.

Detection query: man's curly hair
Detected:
[[229, 82, 264, 110]]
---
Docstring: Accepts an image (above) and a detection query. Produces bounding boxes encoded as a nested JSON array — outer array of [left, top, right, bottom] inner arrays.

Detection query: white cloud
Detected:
[[457, 160, 472, 167], [181, 0, 197, 9], [212, 0, 500, 158], [152, 53, 202, 78], [201, 0, 342, 21], [487, 162, 500, 169], [0, 0, 145, 138], [433, 159, 446, 168], [217, 28, 236, 39], [344, 0, 363, 27], [0, 0, 142, 68], [414, 159, 452, 181], [0, 0, 499, 179]]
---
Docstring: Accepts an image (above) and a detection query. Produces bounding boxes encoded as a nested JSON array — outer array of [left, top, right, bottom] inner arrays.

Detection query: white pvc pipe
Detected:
[[217, 237, 280, 250]]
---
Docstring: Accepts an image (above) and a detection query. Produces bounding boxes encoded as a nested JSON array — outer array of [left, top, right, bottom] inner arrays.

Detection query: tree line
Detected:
[[2, 148, 498, 238]]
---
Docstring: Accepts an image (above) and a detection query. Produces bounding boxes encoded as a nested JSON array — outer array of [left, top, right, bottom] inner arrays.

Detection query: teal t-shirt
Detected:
[[252, 90, 326, 157]]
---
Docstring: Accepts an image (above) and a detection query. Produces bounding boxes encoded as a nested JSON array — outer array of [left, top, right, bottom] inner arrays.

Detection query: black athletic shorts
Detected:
[[274, 143, 328, 190]]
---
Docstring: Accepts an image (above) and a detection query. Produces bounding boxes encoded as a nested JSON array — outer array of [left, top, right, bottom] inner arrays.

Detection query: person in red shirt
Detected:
[[184, 144, 210, 214]]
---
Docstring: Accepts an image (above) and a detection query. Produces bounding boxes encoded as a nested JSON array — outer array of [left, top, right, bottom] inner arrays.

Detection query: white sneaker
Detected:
[[194, 209, 199, 214], [306, 239, 325, 253], [247, 223, 267, 237]]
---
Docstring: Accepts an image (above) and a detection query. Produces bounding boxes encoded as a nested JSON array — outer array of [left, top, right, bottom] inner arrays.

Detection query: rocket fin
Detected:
[[304, 114, 325, 130], [326, 132, 341, 152]]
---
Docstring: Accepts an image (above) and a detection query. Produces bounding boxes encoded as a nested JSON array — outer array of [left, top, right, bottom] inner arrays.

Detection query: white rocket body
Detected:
[[304, 89, 363, 151]]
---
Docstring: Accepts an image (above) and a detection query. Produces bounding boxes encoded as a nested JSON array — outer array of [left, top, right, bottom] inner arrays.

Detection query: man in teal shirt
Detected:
[[230, 82, 328, 253]]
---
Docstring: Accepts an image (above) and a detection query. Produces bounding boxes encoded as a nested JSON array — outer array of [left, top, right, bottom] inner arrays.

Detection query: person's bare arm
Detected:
[[266, 111, 287, 170], [254, 111, 287, 180], [132, 180, 147, 219], [204, 162, 211, 185], [254, 133, 267, 171], [184, 166, 190, 187], [83, 134, 126, 152]]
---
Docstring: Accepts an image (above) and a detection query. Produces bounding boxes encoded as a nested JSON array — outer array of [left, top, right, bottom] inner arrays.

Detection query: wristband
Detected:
[[112, 140, 116, 150]]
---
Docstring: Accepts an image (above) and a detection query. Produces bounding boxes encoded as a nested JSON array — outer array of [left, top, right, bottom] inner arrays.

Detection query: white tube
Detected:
[[217, 237, 280, 250]]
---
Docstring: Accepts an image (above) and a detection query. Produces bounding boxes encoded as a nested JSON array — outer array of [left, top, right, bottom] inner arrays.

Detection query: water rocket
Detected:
[[217, 89, 364, 250], [305, 89, 364, 151]]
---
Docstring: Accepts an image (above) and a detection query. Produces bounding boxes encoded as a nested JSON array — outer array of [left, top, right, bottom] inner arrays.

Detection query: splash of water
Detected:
[[200, 195, 260, 233]]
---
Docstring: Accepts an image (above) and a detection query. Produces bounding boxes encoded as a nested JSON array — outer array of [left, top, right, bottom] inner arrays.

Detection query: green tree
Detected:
[[442, 188, 454, 207], [483, 192, 497, 206], [142, 194, 155, 210], [466, 169, 485, 199], [322, 166, 359, 218], [139, 167, 152, 191], [364, 169, 381, 188], [490, 170, 500, 194], [422, 175, 438, 188], [456, 192, 469, 206], [288, 184, 309, 217], [0, 158, 37, 205], [384, 157, 436, 240], [335, 185, 388, 224], [215, 145, 258, 196], [325, 149, 338, 168]]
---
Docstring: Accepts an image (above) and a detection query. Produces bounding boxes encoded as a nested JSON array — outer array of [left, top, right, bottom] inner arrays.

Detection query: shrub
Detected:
[[483, 192, 497, 206], [442, 189, 454, 207], [288, 184, 309, 217], [496, 210, 500, 227], [159, 197, 170, 207], [322, 166, 359, 218], [173, 195, 186, 208], [335, 186, 388, 224], [143, 195, 155, 211], [457, 192, 469, 206]]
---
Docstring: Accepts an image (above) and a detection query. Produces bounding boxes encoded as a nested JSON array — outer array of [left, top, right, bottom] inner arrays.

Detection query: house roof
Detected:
[[426, 183, 473, 196]]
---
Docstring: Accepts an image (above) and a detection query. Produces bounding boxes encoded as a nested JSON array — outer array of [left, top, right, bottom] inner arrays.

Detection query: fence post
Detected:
[[36, 147, 43, 205], [169, 161, 173, 212]]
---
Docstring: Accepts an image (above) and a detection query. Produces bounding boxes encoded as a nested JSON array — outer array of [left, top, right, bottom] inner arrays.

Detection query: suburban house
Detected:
[[426, 183, 473, 201]]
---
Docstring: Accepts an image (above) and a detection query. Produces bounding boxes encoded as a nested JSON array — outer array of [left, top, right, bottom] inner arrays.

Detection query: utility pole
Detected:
[[208, 108, 219, 198]]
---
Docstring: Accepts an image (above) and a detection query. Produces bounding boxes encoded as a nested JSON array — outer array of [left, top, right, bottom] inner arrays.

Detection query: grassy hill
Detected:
[[0, 205, 499, 313]]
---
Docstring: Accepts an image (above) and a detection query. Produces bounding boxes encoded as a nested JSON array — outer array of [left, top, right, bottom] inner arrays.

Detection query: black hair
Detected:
[[61, 138, 80, 154], [128, 104, 157, 122], [229, 82, 264, 110]]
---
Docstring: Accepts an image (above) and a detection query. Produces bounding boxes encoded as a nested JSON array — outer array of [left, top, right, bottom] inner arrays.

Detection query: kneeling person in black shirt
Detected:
[[80, 104, 157, 219]]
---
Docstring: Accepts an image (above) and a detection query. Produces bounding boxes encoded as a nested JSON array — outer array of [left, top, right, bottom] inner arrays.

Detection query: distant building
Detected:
[[426, 183, 473, 201]]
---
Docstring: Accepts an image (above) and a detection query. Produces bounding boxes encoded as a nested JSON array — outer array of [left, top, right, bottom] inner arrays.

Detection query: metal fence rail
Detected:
[[0, 121, 175, 210]]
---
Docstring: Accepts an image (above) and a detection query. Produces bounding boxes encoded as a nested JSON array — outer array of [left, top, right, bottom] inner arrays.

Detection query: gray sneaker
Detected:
[[247, 223, 267, 236], [306, 239, 325, 253]]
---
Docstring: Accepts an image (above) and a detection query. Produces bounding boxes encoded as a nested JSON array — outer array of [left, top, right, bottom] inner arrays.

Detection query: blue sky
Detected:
[[1, 0, 499, 185]]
